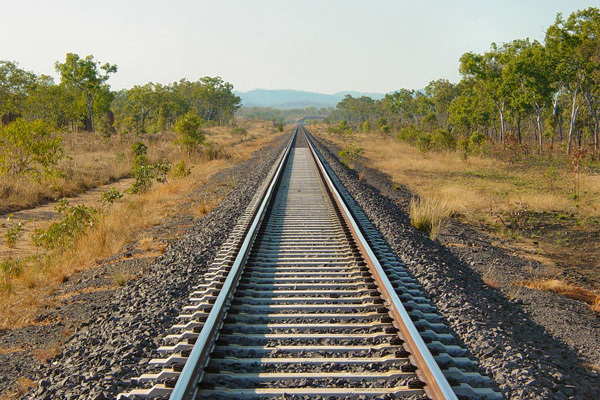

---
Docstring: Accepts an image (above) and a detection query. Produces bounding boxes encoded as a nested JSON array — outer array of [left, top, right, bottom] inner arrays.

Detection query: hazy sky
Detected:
[[0, 1, 595, 93]]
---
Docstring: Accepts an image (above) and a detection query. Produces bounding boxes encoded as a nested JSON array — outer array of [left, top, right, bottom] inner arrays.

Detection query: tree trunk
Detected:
[[516, 114, 522, 144], [567, 88, 579, 154], [582, 91, 599, 151], [496, 100, 506, 143], [87, 103, 94, 132]]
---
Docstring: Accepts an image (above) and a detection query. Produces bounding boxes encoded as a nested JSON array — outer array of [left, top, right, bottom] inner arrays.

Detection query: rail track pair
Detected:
[[122, 126, 500, 400]]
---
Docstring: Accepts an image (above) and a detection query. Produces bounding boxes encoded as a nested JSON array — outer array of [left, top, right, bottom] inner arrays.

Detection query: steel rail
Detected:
[[303, 125, 458, 400], [168, 128, 297, 400]]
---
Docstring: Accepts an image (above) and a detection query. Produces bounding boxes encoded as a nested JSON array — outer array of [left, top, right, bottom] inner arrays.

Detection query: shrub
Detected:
[[362, 120, 371, 133], [129, 142, 171, 194], [396, 126, 420, 143], [277, 121, 284, 132], [0, 257, 22, 287], [0, 119, 64, 181], [409, 196, 453, 239], [172, 160, 192, 177], [101, 187, 123, 204], [230, 126, 248, 137], [430, 129, 456, 151], [415, 132, 432, 153], [4, 214, 26, 248], [130, 159, 170, 194], [327, 120, 353, 137], [175, 112, 205, 152], [377, 117, 388, 132], [32, 199, 98, 250], [338, 143, 365, 167]]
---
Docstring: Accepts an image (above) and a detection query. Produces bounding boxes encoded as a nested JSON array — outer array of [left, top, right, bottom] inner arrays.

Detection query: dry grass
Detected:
[[33, 344, 61, 362], [314, 128, 600, 220], [523, 279, 600, 312], [0, 131, 136, 214], [0, 120, 284, 331], [409, 196, 454, 240]]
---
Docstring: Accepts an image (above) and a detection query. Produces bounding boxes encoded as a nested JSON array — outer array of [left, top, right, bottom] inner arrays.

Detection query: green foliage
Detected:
[[327, 120, 353, 137], [32, 199, 98, 250], [0, 119, 64, 181], [175, 112, 205, 152], [131, 141, 148, 158], [4, 214, 26, 248], [430, 129, 456, 151], [130, 158, 171, 194], [338, 143, 365, 167], [128, 140, 170, 193], [172, 160, 192, 177], [362, 120, 371, 133], [0, 258, 22, 287], [101, 187, 123, 204], [55, 53, 117, 132], [230, 126, 248, 137], [277, 121, 284, 132], [396, 126, 421, 143]]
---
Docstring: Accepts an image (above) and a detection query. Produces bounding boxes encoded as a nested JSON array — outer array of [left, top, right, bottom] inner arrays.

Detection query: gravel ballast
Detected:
[[4, 128, 599, 400], [310, 133, 600, 400], [2, 134, 289, 400]]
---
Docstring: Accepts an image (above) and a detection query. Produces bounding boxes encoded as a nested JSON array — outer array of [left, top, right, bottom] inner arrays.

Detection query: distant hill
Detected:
[[235, 89, 386, 109]]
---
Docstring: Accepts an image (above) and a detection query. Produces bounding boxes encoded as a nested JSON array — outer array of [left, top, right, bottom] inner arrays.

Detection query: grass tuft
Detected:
[[409, 196, 454, 240], [523, 278, 600, 312]]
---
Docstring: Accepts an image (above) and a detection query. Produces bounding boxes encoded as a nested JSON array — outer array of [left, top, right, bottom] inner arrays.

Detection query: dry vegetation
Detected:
[[0, 120, 284, 331], [313, 125, 600, 309]]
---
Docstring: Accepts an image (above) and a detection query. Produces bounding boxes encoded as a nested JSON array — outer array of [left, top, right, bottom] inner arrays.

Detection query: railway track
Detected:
[[122, 126, 500, 400]]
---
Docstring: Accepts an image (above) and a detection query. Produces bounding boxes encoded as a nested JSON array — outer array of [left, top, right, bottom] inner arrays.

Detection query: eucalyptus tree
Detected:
[[546, 8, 600, 152], [0, 60, 36, 120], [55, 53, 117, 132], [459, 44, 515, 143], [425, 79, 460, 130]]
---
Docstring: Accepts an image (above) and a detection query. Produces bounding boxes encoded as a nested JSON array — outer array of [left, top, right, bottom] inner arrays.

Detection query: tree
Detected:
[[127, 83, 159, 133], [425, 79, 460, 130], [175, 112, 205, 152], [0, 119, 63, 180], [0, 60, 36, 119], [55, 53, 117, 132], [546, 8, 600, 152]]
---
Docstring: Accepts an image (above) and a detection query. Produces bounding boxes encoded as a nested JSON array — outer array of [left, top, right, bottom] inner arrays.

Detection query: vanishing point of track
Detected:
[[122, 126, 500, 400]]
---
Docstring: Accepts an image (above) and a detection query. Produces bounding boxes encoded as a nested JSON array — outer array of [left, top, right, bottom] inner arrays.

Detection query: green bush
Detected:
[[101, 187, 123, 204], [0, 119, 64, 181], [338, 143, 365, 167], [32, 199, 98, 250], [327, 120, 353, 137], [129, 142, 171, 193], [0, 257, 22, 288], [362, 120, 371, 133], [396, 126, 421, 143], [175, 112, 205, 152], [4, 214, 25, 248], [277, 121, 284, 132], [230, 126, 248, 137], [415, 132, 432, 153], [430, 129, 456, 151], [173, 160, 192, 177]]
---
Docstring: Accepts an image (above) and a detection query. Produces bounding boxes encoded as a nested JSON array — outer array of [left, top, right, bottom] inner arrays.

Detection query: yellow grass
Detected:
[[523, 278, 600, 312], [315, 129, 600, 220], [0, 120, 284, 331], [409, 196, 453, 239]]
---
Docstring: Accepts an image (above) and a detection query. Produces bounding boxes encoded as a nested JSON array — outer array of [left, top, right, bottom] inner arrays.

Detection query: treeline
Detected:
[[0, 53, 241, 134], [329, 7, 600, 156], [237, 106, 331, 124]]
